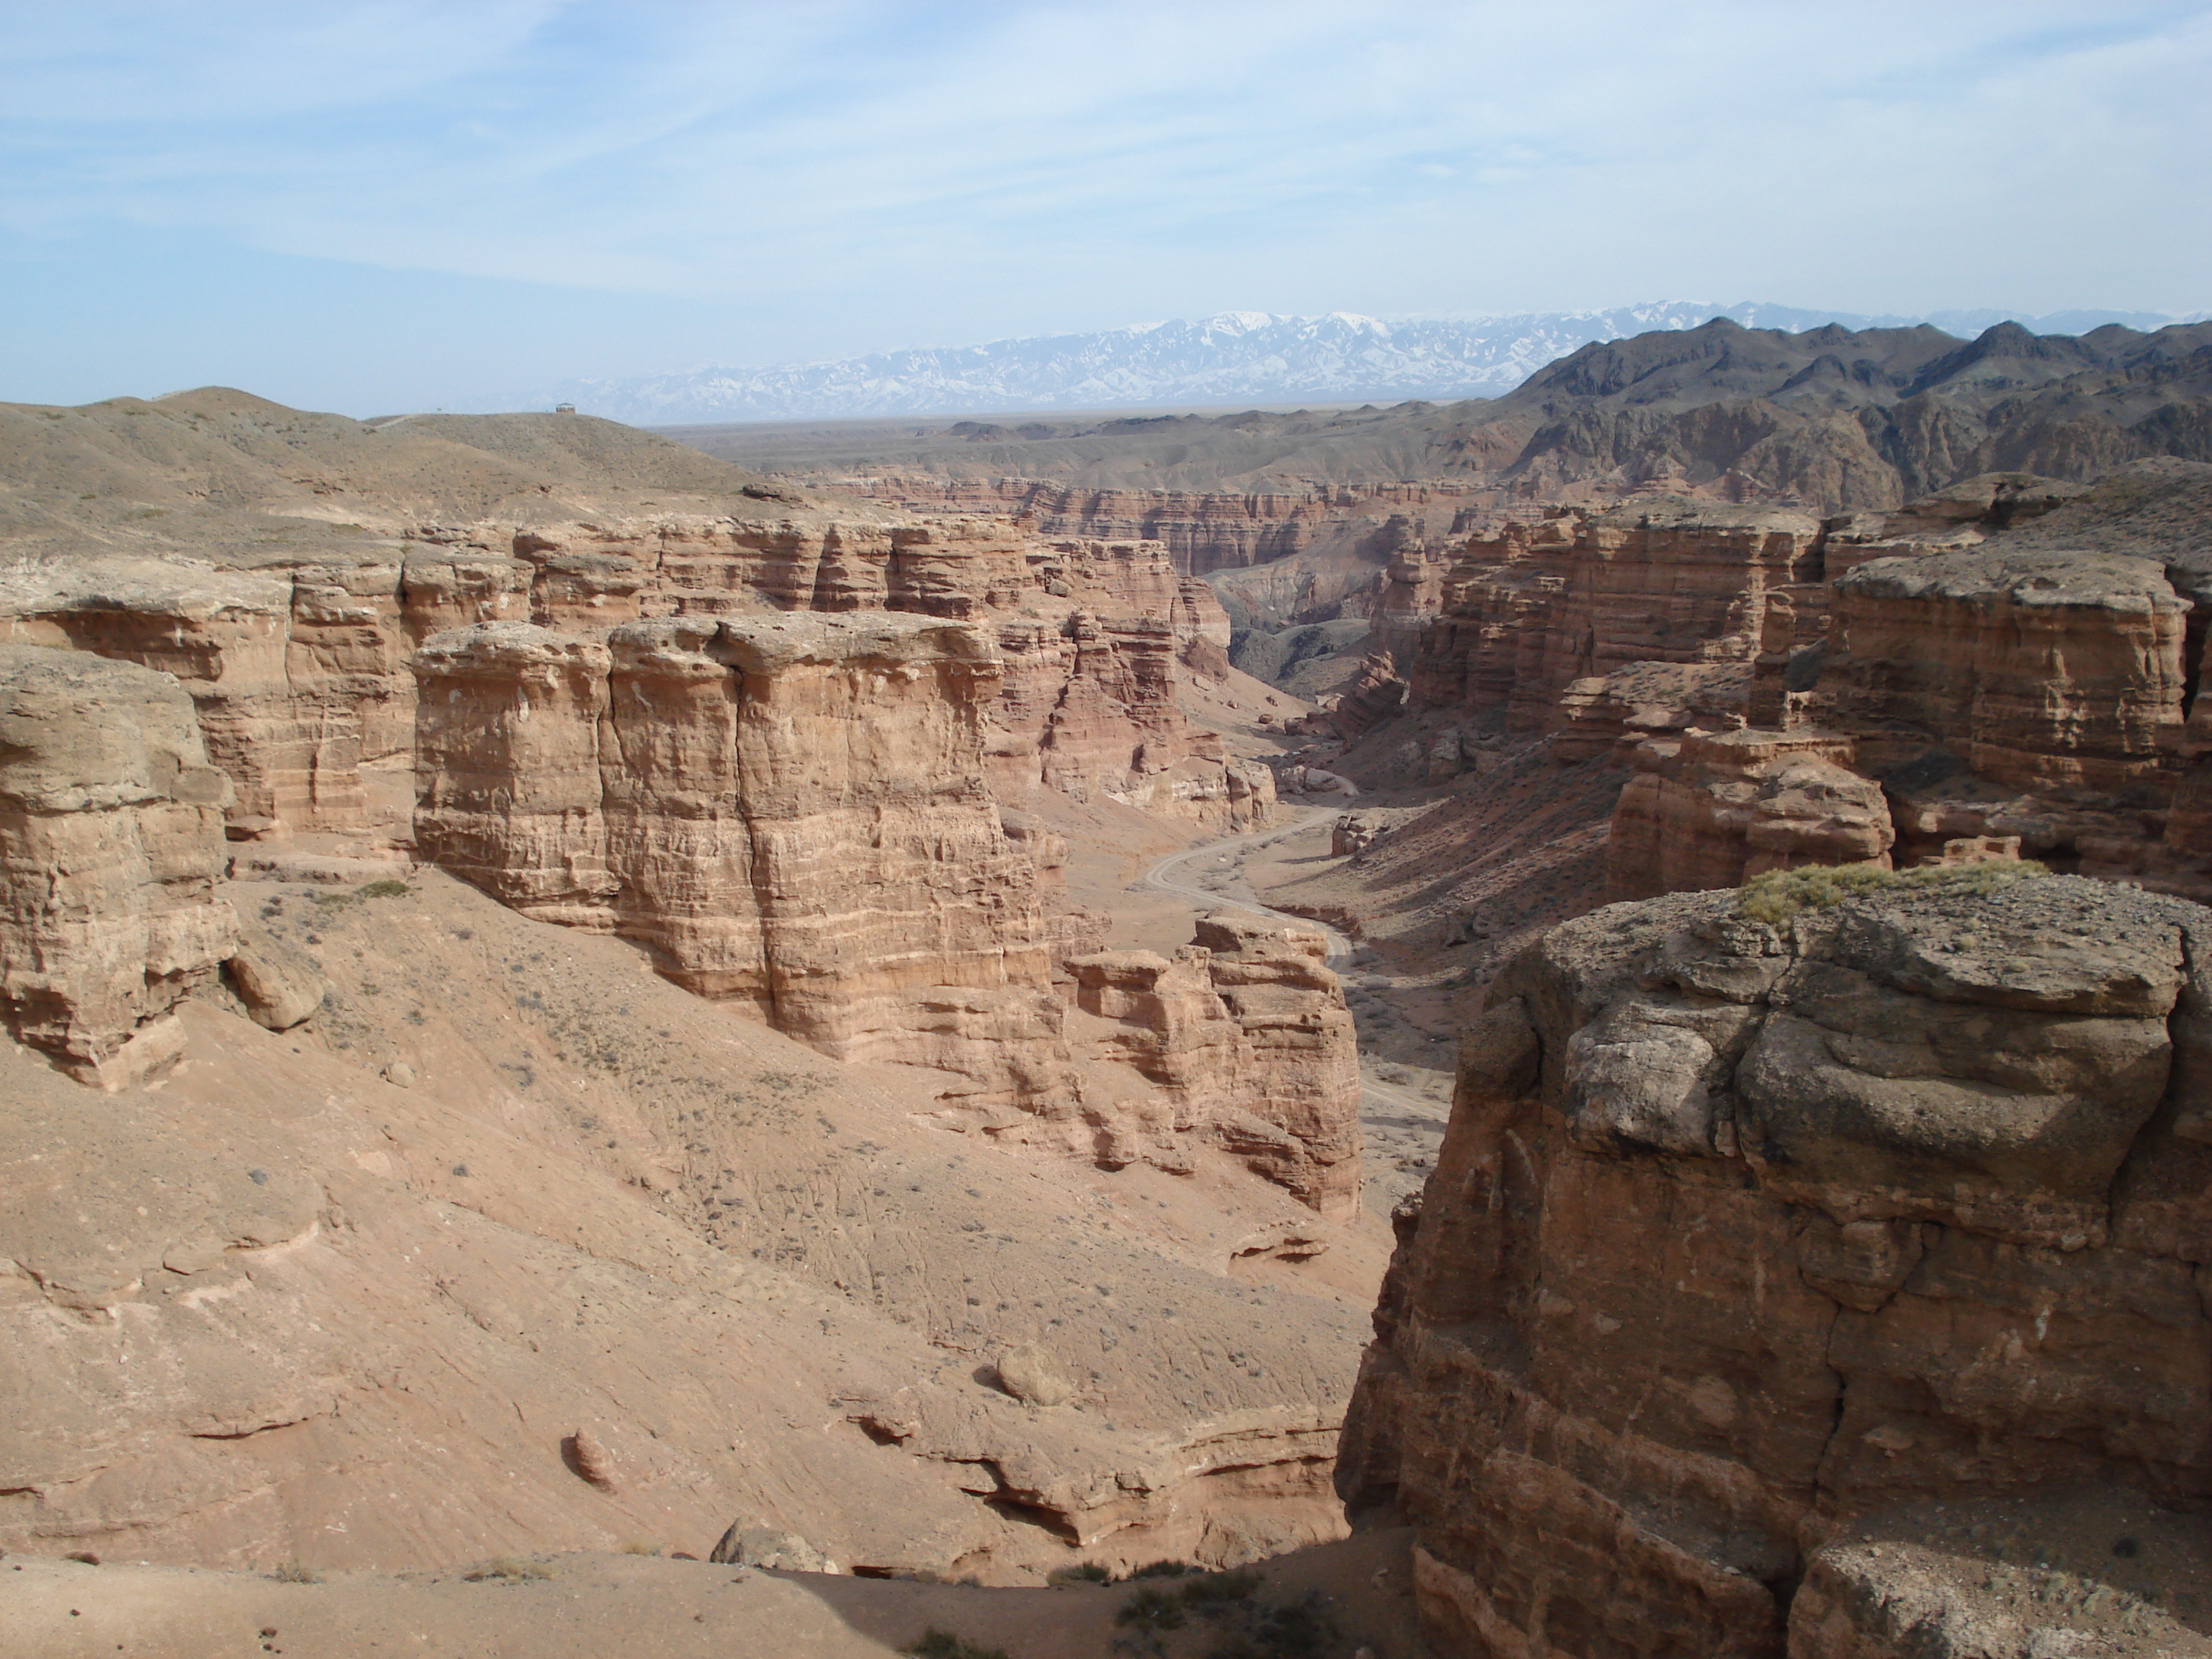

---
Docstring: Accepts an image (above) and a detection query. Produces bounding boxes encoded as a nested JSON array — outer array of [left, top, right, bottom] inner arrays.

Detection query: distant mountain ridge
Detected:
[[668, 315, 2212, 515], [497, 303, 2203, 425]]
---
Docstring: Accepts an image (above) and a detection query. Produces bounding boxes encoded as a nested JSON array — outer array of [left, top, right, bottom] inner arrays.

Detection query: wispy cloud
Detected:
[[1, 1, 2206, 408]]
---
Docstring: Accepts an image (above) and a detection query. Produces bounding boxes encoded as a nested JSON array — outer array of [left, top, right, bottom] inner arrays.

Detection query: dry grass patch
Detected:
[[1737, 860, 2047, 925]]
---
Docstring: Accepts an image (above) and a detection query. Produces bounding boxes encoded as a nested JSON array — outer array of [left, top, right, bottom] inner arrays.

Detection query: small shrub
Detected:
[[1177, 1569, 1263, 1613], [1048, 1561, 1114, 1585], [271, 1560, 320, 1583], [356, 880, 412, 900], [464, 1556, 551, 1582], [902, 1631, 1010, 1659], [619, 1539, 662, 1556], [1737, 859, 2046, 925], [1116, 1568, 1269, 1647], [1204, 1590, 1339, 1659], [1118, 1586, 1189, 1632]]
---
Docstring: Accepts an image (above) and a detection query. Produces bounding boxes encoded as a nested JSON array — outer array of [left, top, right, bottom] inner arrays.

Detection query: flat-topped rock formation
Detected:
[[0, 510, 1268, 846], [1340, 871, 2212, 1658], [415, 613, 1074, 1112], [1394, 499, 1824, 742], [1589, 462, 2212, 902], [1606, 728, 1895, 902], [1822, 544, 2190, 793]]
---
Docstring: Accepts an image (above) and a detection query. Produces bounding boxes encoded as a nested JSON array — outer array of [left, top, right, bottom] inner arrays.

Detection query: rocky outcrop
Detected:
[[412, 624, 618, 929], [0, 505, 1264, 842], [0, 646, 236, 1085], [1192, 914, 1364, 1218], [838, 479, 1493, 578], [1820, 546, 2190, 794], [490, 517, 1266, 832], [1551, 660, 1751, 763], [1340, 873, 2212, 1658], [0, 550, 531, 842], [1605, 729, 1895, 902], [1395, 500, 1824, 742], [414, 613, 1072, 1110], [1575, 466, 2212, 904], [1025, 612, 1274, 830], [1067, 914, 1361, 1218]]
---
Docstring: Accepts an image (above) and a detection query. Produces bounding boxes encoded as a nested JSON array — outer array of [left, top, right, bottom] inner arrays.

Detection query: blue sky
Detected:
[[3, 1, 2208, 414]]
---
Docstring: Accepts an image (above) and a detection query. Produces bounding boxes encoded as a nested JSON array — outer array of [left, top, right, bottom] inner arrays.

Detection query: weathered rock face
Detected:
[[412, 624, 618, 929], [1398, 500, 1824, 741], [0, 551, 531, 842], [1067, 914, 1361, 1218], [993, 607, 1272, 831], [1552, 659, 1751, 763], [0, 503, 1264, 842], [1606, 729, 1896, 902], [0, 646, 236, 1084], [1576, 468, 2212, 905], [451, 516, 1267, 832], [415, 613, 1073, 1110], [1820, 546, 2190, 794], [1340, 875, 2212, 1658], [842, 479, 1493, 578], [1192, 914, 1364, 1218]]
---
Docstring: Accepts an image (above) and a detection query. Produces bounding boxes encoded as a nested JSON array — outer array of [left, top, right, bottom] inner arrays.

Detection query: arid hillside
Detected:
[[0, 387, 797, 565]]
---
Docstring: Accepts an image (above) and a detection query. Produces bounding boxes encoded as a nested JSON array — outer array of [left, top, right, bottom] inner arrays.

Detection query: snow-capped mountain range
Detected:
[[498, 302, 2202, 426]]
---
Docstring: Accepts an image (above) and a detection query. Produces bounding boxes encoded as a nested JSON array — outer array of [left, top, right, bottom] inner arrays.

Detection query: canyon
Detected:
[[4, 321, 2211, 1659], [0, 391, 1372, 1598]]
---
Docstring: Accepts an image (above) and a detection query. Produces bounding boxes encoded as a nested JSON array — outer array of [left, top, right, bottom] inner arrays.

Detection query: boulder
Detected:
[[225, 923, 328, 1030], [707, 1516, 841, 1574], [995, 1341, 1074, 1408]]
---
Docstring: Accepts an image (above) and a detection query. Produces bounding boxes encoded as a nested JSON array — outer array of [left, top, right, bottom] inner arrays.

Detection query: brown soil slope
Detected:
[[3, 866, 1380, 1580]]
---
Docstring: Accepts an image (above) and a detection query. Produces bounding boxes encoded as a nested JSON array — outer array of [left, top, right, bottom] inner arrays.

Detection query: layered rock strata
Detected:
[[1067, 914, 1362, 1218], [0, 647, 236, 1085], [414, 613, 1071, 1109], [1532, 467, 2212, 903], [0, 508, 1264, 842], [1820, 545, 2190, 794], [0, 551, 529, 840], [1340, 873, 2212, 1658], [1391, 477, 2085, 757], [834, 478, 1494, 578], [1398, 500, 1825, 740]]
